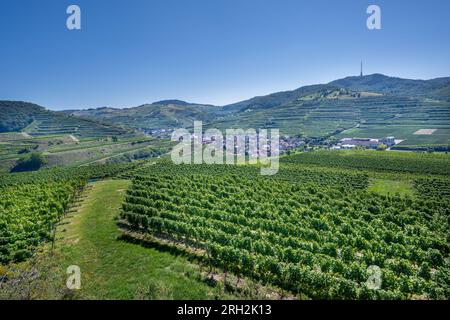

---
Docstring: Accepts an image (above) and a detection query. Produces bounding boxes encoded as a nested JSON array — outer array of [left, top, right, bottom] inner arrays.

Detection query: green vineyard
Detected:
[[1, 0, 450, 304], [0, 162, 140, 263], [1, 152, 449, 300], [282, 151, 450, 176], [121, 162, 450, 299]]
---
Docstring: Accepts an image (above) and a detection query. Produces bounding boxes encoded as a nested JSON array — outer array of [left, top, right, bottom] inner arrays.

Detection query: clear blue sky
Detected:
[[0, 0, 449, 110]]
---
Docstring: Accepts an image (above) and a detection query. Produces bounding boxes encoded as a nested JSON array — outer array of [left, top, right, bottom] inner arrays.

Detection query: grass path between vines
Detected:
[[55, 179, 232, 299], [368, 178, 414, 196]]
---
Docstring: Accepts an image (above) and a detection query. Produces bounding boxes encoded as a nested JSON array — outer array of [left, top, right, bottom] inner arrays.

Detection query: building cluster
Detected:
[[333, 137, 396, 150], [140, 128, 175, 138], [279, 136, 305, 151]]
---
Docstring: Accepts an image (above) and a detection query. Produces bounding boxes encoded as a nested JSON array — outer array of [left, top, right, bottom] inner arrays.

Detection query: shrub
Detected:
[[10, 153, 47, 172]]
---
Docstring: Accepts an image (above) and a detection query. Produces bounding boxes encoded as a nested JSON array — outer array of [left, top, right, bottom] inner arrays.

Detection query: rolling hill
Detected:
[[61, 74, 450, 133], [0, 101, 129, 137], [3, 74, 449, 149], [329, 74, 450, 101], [211, 75, 450, 148], [221, 84, 340, 113], [212, 94, 450, 139], [223, 74, 450, 114], [64, 100, 221, 131], [0, 101, 45, 132]]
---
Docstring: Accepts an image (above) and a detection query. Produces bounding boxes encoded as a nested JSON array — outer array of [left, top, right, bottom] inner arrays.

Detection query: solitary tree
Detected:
[[11, 152, 47, 172]]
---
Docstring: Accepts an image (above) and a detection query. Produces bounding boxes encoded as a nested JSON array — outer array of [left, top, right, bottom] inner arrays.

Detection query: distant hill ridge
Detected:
[[59, 73, 450, 115], [0, 101, 128, 136], [2, 74, 449, 139], [152, 99, 216, 107], [0, 101, 46, 132], [329, 73, 450, 101]]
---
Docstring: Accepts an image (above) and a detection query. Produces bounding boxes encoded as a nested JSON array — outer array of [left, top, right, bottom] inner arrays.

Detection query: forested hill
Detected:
[[0, 100, 128, 137], [329, 74, 450, 101], [0, 101, 45, 132]]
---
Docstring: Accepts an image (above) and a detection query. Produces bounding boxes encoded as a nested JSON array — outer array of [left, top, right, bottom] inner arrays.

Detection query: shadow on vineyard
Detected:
[[117, 232, 298, 300]]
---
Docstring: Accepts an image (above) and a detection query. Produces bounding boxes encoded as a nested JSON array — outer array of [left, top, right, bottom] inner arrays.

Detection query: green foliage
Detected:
[[282, 150, 450, 176], [0, 101, 44, 132], [122, 162, 450, 299], [0, 180, 80, 263], [0, 162, 140, 264], [11, 153, 47, 172], [414, 178, 450, 199]]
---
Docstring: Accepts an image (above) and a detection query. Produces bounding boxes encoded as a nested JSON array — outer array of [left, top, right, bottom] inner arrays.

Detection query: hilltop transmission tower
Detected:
[[360, 61, 363, 77]]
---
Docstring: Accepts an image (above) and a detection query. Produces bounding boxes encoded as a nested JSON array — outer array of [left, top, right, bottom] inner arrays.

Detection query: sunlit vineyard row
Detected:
[[414, 178, 450, 200], [130, 160, 369, 190], [282, 151, 450, 176], [0, 162, 142, 188], [0, 162, 140, 263], [122, 163, 450, 299]]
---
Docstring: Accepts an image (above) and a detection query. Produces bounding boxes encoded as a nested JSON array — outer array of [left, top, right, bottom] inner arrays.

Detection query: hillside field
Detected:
[[0, 133, 173, 172]]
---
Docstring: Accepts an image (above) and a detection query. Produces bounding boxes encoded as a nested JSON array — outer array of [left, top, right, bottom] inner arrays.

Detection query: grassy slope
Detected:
[[368, 179, 414, 196], [55, 179, 231, 299]]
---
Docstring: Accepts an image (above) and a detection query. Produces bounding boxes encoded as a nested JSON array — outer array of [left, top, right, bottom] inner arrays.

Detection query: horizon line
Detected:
[[2, 72, 449, 111]]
